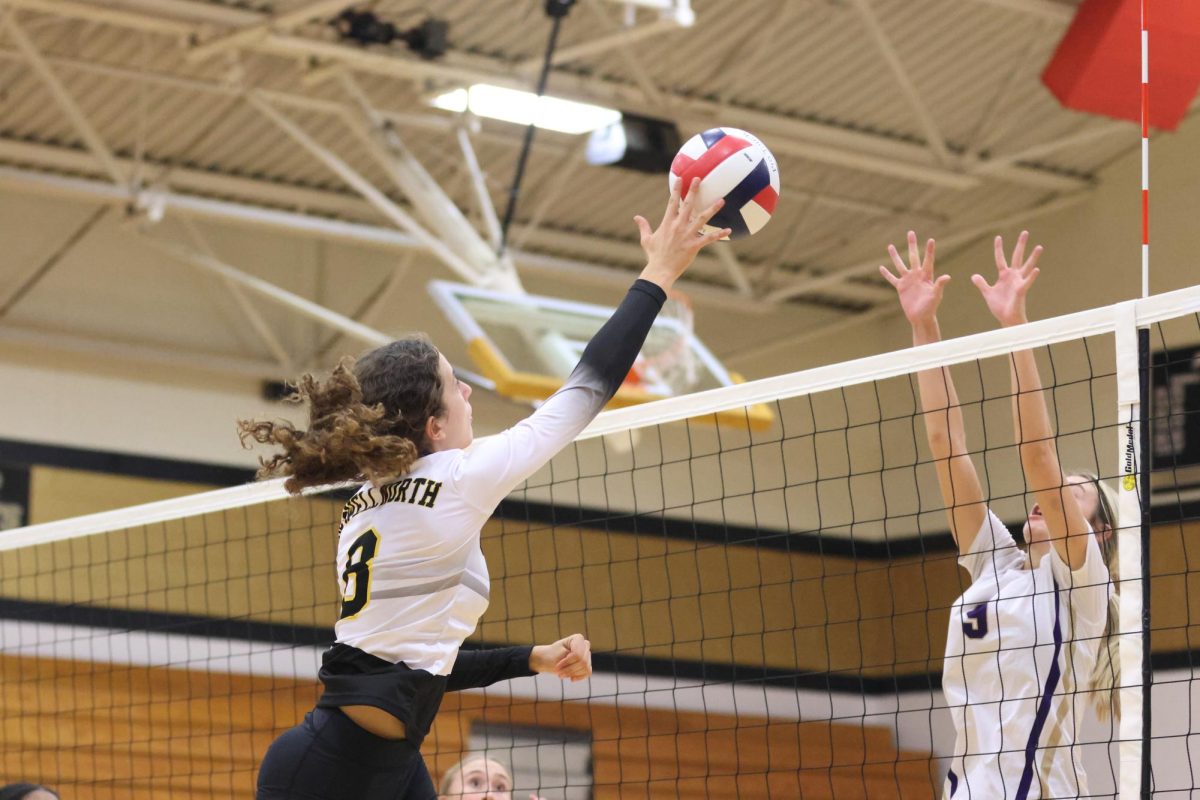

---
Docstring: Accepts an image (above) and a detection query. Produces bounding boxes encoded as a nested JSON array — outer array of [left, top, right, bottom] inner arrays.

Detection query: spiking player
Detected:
[[881, 231, 1120, 799], [241, 181, 730, 800]]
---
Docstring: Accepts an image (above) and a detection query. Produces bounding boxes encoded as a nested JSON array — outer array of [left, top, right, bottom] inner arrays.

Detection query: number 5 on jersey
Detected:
[[962, 603, 989, 639], [340, 529, 379, 620]]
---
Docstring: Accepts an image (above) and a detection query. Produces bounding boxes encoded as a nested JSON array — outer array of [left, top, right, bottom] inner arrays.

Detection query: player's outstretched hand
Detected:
[[879, 230, 948, 329], [529, 633, 592, 682], [635, 177, 730, 292], [972, 231, 1042, 327]]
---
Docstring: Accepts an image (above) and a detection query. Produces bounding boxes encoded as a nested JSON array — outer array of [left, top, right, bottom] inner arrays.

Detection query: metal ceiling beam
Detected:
[[712, 246, 753, 297], [969, 0, 1074, 22], [186, 0, 356, 63], [4, 0, 1087, 192], [142, 237, 392, 348], [178, 217, 294, 372], [0, 323, 286, 379], [0, 137, 368, 216], [312, 252, 414, 363], [0, 34, 949, 218], [262, 32, 989, 191], [0, 135, 739, 289], [334, 74, 520, 290], [848, 0, 951, 165], [580, 0, 666, 107], [456, 127, 503, 251], [511, 141, 588, 251], [515, 15, 680, 72], [0, 45, 578, 160], [0, 162, 773, 315], [247, 92, 485, 286], [0, 206, 107, 317], [253, 33, 1087, 192], [6, 0, 192, 34], [766, 192, 1093, 303], [109, 0, 260, 27], [971, 121, 1133, 177], [1, 12, 126, 186]]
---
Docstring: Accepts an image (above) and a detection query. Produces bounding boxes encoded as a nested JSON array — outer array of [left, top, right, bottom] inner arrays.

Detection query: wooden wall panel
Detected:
[[0, 655, 937, 799]]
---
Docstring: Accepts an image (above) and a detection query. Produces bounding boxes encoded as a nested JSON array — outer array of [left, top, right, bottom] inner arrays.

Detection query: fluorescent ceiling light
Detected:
[[432, 84, 622, 135]]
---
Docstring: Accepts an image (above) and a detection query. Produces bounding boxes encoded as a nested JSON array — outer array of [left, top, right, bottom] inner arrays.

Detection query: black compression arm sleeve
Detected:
[[446, 645, 536, 692], [572, 278, 667, 405]]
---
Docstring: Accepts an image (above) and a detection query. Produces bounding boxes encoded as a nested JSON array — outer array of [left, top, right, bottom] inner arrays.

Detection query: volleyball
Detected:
[[668, 127, 780, 240]]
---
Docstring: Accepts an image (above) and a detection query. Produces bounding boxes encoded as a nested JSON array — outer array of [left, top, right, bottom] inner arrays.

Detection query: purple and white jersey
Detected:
[[942, 510, 1111, 800]]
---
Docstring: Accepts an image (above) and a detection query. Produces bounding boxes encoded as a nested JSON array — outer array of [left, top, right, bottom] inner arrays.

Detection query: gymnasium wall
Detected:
[[0, 652, 939, 799]]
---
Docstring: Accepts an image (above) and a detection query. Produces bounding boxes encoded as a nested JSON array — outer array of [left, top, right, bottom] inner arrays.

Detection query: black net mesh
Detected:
[[0, 316, 1185, 799]]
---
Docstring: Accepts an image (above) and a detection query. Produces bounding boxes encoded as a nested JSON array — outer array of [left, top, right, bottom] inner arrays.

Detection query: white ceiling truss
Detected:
[[0, 0, 1157, 382]]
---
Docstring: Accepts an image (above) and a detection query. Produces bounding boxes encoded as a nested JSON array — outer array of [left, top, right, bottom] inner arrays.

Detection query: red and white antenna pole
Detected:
[[1140, 0, 1149, 297]]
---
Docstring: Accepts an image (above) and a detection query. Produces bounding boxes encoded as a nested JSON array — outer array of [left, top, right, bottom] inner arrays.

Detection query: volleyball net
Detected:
[[2, 285, 1199, 799]]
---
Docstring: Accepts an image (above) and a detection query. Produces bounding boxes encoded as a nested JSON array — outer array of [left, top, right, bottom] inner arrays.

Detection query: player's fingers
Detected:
[[662, 183, 681, 225], [934, 274, 952, 290], [993, 236, 1008, 271], [1024, 244, 1044, 275], [887, 244, 908, 274], [923, 238, 936, 273], [694, 197, 725, 230], [879, 265, 900, 287], [633, 215, 653, 246], [906, 230, 921, 271], [679, 177, 701, 219], [695, 227, 732, 249], [1026, 266, 1041, 286], [1011, 230, 1028, 270], [971, 273, 990, 293]]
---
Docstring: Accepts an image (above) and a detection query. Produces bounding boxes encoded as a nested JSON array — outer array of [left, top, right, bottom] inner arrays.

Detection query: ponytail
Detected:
[[1073, 472, 1121, 720], [238, 337, 445, 494]]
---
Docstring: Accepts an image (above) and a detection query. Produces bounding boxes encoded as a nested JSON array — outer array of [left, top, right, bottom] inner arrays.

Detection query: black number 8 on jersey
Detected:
[[339, 529, 379, 620]]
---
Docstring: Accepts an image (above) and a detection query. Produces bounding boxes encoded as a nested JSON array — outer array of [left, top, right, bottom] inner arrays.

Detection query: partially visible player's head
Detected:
[[438, 754, 514, 800], [1022, 472, 1116, 555], [238, 335, 474, 493], [0, 784, 59, 800]]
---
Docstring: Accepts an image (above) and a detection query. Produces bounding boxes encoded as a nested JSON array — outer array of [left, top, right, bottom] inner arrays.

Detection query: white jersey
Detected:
[[942, 510, 1111, 800], [331, 372, 607, 676]]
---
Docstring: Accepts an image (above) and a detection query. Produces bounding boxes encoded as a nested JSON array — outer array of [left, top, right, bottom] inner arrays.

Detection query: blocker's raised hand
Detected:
[[879, 230, 949, 328], [972, 231, 1043, 327], [635, 177, 731, 291]]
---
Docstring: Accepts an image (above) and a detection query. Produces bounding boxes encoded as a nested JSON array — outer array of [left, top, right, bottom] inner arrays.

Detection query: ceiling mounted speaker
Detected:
[[586, 114, 682, 174]]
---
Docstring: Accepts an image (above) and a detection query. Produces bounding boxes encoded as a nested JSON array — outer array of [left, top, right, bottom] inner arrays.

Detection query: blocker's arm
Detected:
[[973, 232, 1091, 569], [880, 231, 986, 554], [912, 321, 988, 555], [1007, 347, 1091, 569]]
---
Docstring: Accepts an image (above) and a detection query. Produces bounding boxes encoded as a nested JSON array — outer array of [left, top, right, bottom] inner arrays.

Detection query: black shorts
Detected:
[[256, 707, 436, 800]]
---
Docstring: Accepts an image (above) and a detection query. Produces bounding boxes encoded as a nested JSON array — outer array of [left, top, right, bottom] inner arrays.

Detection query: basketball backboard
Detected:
[[428, 280, 772, 429]]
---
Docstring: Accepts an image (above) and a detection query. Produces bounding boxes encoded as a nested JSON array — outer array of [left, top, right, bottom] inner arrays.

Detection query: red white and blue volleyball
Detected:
[[668, 127, 780, 240]]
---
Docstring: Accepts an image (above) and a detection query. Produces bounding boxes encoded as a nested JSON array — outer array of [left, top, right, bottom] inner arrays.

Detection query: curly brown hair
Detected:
[[237, 336, 445, 493]]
